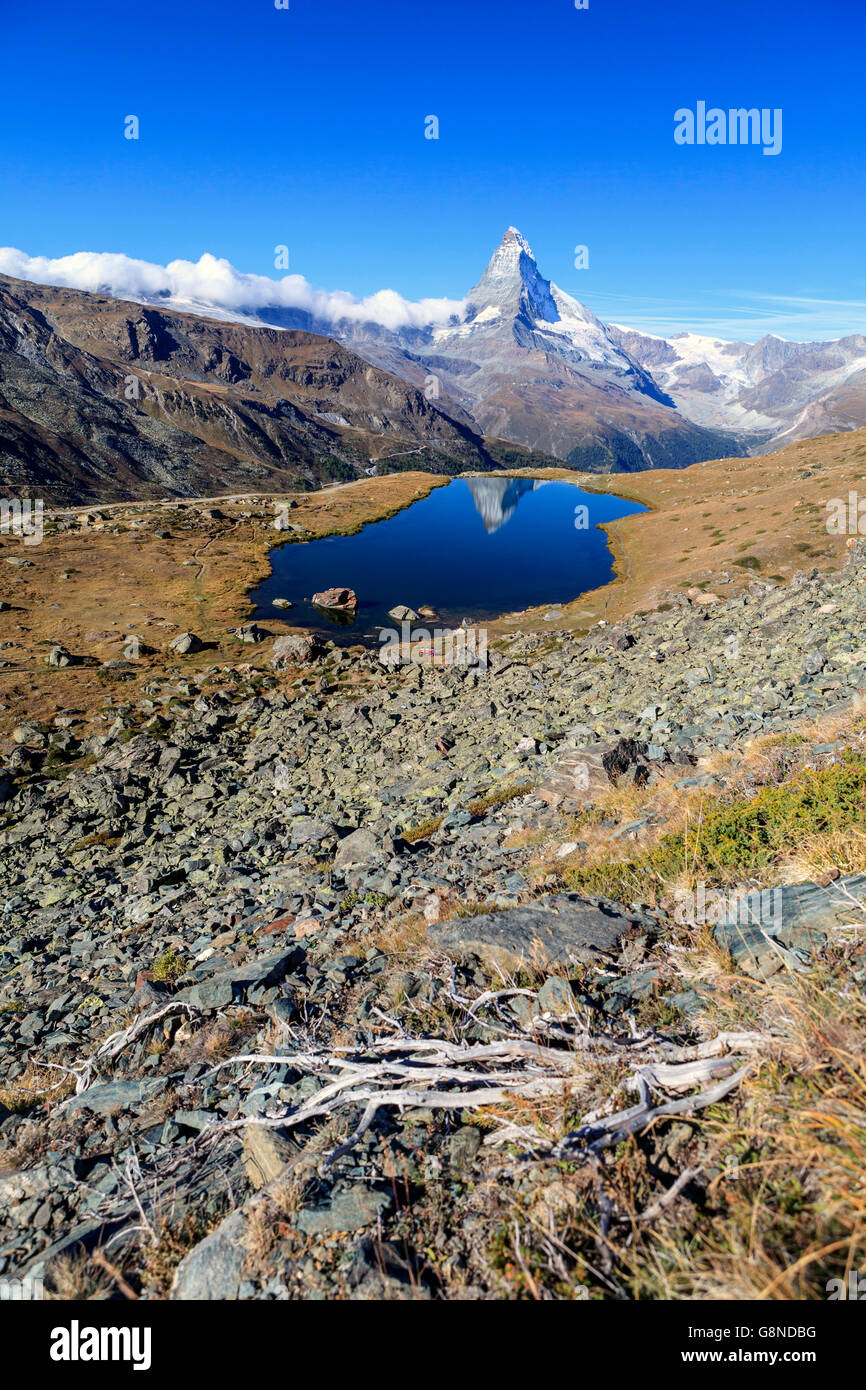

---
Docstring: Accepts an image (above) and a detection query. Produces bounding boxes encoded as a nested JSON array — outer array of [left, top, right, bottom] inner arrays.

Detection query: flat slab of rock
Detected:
[[63, 1078, 165, 1116], [171, 1209, 248, 1300], [177, 946, 300, 1012], [296, 1187, 391, 1237], [714, 874, 866, 976], [427, 894, 637, 970], [243, 1126, 297, 1190]]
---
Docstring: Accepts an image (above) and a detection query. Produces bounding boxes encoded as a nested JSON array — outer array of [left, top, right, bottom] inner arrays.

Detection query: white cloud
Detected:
[[2, 245, 860, 344], [0, 247, 466, 333]]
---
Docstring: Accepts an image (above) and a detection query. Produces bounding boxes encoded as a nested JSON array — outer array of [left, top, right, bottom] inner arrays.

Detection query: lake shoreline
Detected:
[[248, 474, 646, 647]]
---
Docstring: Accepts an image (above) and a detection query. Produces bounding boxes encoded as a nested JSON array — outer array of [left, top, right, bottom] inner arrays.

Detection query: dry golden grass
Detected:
[[0, 1062, 74, 1115], [0, 471, 446, 734], [479, 952, 866, 1301], [140, 1211, 223, 1299], [488, 427, 866, 639], [532, 706, 866, 906], [3, 425, 865, 735], [44, 1252, 113, 1301], [622, 972, 866, 1301]]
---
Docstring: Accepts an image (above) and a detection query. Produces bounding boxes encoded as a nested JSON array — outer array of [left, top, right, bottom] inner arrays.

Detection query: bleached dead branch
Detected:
[[33, 1002, 200, 1101], [194, 1029, 768, 1171]]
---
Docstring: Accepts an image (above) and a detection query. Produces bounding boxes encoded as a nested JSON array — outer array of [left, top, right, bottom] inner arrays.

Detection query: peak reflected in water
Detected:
[[463, 477, 549, 533], [251, 478, 645, 645]]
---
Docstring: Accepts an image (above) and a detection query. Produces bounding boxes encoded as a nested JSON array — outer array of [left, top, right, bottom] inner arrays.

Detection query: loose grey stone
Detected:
[[428, 894, 637, 970]]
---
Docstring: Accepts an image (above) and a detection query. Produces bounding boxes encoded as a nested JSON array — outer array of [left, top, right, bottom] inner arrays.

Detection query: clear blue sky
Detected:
[[2, 0, 864, 338]]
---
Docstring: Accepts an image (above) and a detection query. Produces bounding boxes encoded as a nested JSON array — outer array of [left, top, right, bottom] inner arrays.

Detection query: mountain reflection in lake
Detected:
[[250, 477, 645, 644]]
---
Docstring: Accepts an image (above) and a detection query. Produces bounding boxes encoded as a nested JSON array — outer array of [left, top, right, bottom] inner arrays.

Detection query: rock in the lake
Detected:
[[312, 587, 357, 613]]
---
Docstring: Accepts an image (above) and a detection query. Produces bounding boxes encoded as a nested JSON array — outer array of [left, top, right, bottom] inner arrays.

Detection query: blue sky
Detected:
[[1, 0, 864, 339]]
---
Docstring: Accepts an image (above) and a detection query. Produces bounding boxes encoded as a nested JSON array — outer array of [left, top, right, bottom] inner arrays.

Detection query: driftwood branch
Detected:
[[193, 1029, 767, 1171], [638, 1166, 703, 1224], [34, 1002, 201, 1101]]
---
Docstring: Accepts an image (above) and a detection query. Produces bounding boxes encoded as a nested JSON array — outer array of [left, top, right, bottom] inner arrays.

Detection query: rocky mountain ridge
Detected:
[[608, 323, 866, 447], [298, 229, 745, 473], [10, 229, 864, 472], [0, 275, 521, 505]]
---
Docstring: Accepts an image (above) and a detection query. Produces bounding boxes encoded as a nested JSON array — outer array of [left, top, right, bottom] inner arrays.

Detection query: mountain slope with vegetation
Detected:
[[0, 275, 531, 505]]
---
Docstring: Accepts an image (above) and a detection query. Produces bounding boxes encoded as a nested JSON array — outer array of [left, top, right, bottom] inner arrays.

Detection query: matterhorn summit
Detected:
[[451, 227, 623, 370], [464, 227, 560, 325]]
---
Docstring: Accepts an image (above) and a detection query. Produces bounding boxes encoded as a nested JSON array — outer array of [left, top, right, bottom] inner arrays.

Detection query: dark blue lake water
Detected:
[[250, 477, 645, 644]]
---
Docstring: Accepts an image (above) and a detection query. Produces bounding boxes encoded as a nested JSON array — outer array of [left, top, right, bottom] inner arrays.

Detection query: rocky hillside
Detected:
[[0, 275, 511, 505], [1, 539, 864, 1299]]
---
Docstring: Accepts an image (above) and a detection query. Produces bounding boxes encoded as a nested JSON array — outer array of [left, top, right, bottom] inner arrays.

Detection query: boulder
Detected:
[[243, 1126, 296, 1190], [171, 1210, 249, 1300], [168, 631, 202, 655], [177, 946, 301, 1013], [714, 874, 866, 978], [296, 1187, 391, 1237], [539, 737, 652, 812], [45, 645, 73, 668], [233, 622, 266, 644], [388, 605, 420, 623], [333, 827, 381, 870], [312, 587, 358, 613], [270, 633, 321, 667], [63, 1078, 165, 1117]]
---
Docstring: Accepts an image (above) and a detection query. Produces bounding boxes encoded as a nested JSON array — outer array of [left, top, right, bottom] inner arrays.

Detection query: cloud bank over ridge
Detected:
[[0, 247, 466, 333]]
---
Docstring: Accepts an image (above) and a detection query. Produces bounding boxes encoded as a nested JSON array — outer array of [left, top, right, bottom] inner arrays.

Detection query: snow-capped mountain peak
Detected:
[[432, 227, 631, 371], [464, 226, 559, 326]]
